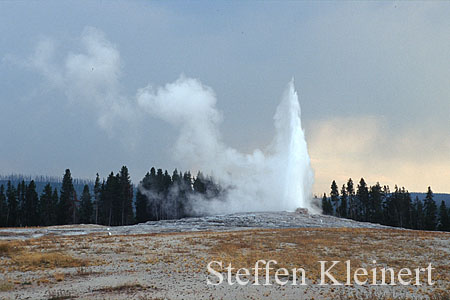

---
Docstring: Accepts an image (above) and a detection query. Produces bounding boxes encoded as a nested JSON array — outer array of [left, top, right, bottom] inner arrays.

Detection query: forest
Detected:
[[0, 168, 449, 232], [0, 166, 222, 227], [321, 178, 450, 232]]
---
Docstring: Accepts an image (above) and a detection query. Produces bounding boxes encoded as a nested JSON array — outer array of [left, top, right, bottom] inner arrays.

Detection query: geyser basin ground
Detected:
[[0, 212, 449, 299]]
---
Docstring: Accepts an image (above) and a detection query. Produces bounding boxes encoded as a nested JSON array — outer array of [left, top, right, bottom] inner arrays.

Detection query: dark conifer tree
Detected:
[[6, 181, 18, 227], [93, 173, 100, 224], [17, 180, 26, 226], [369, 183, 383, 224], [118, 166, 134, 225], [171, 169, 183, 219], [423, 186, 437, 230], [400, 188, 412, 229], [146, 168, 159, 221], [51, 188, 59, 225], [79, 185, 93, 224], [180, 171, 193, 217], [356, 178, 369, 221], [330, 181, 339, 215], [339, 184, 347, 218], [321, 193, 332, 215], [58, 169, 75, 225], [39, 184, 55, 226], [346, 178, 355, 219], [24, 180, 39, 226], [106, 172, 121, 226], [437, 201, 449, 231], [98, 180, 107, 225], [136, 171, 151, 223], [413, 196, 424, 230], [0, 185, 7, 227], [383, 186, 402, 227], [193, 172, 206, 194]]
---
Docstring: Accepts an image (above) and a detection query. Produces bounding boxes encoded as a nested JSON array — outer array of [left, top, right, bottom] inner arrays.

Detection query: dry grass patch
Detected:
[[12, 252, 86, 270], [0, 240, 23, 256], [0, 239, 89, 272], [94, 282, 148, 293], [188, 228, 450, 286], [0, 279, 14, 292]]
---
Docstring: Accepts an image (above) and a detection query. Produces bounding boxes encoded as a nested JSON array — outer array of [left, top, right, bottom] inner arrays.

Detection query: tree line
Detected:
[[0, 166, 222, 227], [135, 168, 222, 223], [321, 178, 450, 232]]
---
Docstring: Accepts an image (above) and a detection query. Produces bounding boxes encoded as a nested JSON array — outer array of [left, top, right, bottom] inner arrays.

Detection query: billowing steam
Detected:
[[16, 27, 315, 214], [137, 77, 315, 213]]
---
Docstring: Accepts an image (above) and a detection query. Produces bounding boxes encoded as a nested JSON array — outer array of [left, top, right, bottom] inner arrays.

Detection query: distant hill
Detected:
[[0, 174, 94, 197], [410, 192, 450, 207]]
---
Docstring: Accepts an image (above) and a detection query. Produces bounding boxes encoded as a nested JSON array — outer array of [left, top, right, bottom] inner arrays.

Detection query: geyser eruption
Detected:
[[274, 81, 314, 210], [22, 28, 314, 213], [138, 77, 315, 214]]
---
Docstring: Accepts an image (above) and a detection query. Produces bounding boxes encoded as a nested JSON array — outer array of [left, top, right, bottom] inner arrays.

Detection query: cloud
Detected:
[[309, 116, 450, 194], [26, 27, 135, 134]]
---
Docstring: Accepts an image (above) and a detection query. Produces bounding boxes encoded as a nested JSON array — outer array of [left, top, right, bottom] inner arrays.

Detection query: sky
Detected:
[[0, 1, 449, 195]]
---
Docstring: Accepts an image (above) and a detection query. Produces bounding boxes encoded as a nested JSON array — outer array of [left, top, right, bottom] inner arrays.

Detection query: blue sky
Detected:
[[1, 1, 449, 194]]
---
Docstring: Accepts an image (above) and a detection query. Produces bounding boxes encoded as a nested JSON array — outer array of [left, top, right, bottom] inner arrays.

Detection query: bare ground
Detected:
[[0, 213, 449, 300]]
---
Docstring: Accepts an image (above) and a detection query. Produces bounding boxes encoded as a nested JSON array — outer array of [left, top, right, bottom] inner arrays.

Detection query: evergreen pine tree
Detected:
[[51, 188, 59, 225], [181, 171, 193, 217], [0, 185, 7, 227], [171, 169, 183, 219], [24, 180, 39, 226], [423, 187, 437, 230], [93, 173, 100, 224], [356, 178, 369, 221], [193, 172, 206, 194], [102, 172, 120, 226], [6, 181, 18, 227], [346, 178, 355, 219], [135, 180, 149, 224], [400, 188, 412, 229], [383, 186, 401, 227], [79, 185, 93, 224], [39, 184, 54, 226], [369, 183, 383, 223], [98, 180, 107, 225], [58, 169, 75, 225], [118, 166, 134, 225], [321, 193, 332, 215], [339, 184, 348, 218], [437, 201, 449, 231], [17, 181, 26, 226], [330, 180, 339, 215], [413, 196, 424, 230], [146, 167, 158, 221]]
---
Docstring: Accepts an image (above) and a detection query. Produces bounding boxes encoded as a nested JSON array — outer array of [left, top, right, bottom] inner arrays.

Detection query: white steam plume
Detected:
[[17, 27, 315, 213], [137, 77, 315, 213], [26, 27, 134, 134]]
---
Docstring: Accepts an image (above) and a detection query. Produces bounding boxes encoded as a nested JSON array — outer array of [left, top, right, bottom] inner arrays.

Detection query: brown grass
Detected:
[[0, 227, 448, 298], [0, 279, 14, 292], [186, 228, 450, 285], [337, 289, 450, 300], [53, 272, 65, 282], [0, 239, 88, 272], [93, 282, 148, 293], [0, 240, 22, 256], [12, 252, 86, 270]]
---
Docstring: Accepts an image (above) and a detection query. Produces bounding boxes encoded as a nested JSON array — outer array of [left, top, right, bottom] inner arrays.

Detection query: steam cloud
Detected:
[[137, 77, 315, 213], [16, 27, 316, 214]]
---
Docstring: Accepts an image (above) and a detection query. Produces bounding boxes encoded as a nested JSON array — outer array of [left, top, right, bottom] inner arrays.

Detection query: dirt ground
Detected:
[[0, 227, 449, 300]]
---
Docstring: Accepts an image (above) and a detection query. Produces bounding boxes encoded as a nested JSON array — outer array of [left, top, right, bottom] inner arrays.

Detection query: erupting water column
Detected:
[[273, 80, 314, 211]]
